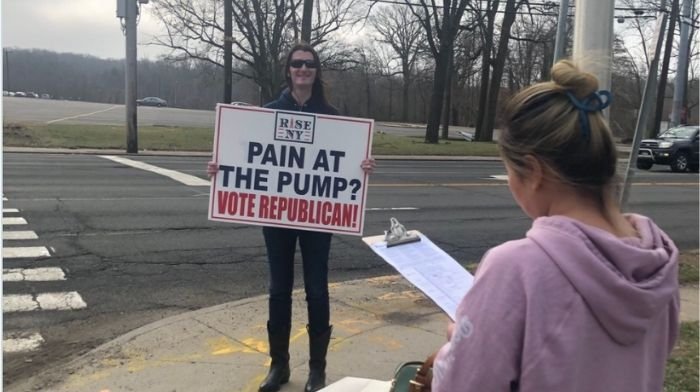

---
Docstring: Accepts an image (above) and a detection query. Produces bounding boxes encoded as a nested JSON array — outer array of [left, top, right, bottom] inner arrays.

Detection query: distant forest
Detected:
[[1, 48, 452, 124], [3, 47, 698, 138], [2, 48, 258, 110]]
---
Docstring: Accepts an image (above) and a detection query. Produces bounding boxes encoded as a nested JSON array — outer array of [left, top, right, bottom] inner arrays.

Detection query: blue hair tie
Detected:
[[565, 90, 612, 139]]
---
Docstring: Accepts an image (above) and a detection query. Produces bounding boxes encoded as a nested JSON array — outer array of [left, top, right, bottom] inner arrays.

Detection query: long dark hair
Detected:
[[284, 42, 331, 107]]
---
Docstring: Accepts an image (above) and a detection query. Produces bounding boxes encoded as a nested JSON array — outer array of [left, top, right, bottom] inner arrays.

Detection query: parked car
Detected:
[[136, 97, 168, 107], [637, 125, 699, 172], [40, 93, 51, 99], [14, 91, 26, 97]]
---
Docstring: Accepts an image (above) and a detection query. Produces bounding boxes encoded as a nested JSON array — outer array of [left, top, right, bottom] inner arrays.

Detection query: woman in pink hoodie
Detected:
[[430, 61, 679, 392]]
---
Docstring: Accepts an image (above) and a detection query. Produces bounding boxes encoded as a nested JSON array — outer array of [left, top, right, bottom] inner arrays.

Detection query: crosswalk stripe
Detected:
[[3, 291, 86, 312], [101, 155, 210, 186], [3, 231, 38, 240], [3, 246, 51, 258], [3, 208, 19, 213], [37, 292, 87, 310], [3, 294, 38, 312], [3, 333, 45, 353], [3, 267, 65, 282], [2, 217, 27, 225]]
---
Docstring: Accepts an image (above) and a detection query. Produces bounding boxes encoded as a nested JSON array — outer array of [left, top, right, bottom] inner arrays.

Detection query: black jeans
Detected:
[[262, 227, 332, 335]]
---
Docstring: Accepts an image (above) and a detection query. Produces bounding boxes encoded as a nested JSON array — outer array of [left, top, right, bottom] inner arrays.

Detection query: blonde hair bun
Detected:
[[551, 60, 599, 98]]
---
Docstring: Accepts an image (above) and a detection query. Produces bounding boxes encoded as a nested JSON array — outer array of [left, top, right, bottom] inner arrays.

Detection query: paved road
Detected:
[[3, 152, 698, 389], [2, 97, 475, 137]]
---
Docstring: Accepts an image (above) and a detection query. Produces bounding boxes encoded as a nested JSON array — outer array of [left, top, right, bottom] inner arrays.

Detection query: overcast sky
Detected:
[[2, 0, 167, 60], [0, 1, 665, 64]]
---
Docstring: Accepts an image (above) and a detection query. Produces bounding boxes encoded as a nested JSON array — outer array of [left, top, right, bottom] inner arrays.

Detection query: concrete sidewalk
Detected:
[[9, 274, 698, 392]]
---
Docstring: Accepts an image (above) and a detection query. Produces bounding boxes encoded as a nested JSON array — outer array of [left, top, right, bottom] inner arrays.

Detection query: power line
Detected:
[[368, 0, 657, 19]]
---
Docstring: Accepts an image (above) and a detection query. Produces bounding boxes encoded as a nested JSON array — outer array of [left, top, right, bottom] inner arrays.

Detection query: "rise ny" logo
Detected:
[[274, 112, 315, 144]]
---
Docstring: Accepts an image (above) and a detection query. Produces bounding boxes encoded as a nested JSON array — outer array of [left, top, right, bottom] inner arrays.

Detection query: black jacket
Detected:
[[264, 89, 339, 116]]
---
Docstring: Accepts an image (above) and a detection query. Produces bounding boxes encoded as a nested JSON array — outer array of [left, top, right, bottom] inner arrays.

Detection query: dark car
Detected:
[[637, 125, 699, 172], [136, 97, 168, 107]]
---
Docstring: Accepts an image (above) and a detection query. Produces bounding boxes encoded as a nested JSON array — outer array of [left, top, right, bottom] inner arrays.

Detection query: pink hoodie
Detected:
[[432, 214, 679, 392]]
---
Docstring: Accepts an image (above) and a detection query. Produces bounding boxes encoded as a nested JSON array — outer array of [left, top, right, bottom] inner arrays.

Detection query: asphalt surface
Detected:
[[2, 99, 698, 389]]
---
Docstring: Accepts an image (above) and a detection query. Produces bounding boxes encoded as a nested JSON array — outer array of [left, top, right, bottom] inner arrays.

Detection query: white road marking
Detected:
[[3, 217, 27, 225], [46, 105, 119, 124], [3, 208, 19, 213], [3, 292, 86, 312], [3, 332, 45, 353], [3, 295, 38, 312], [489, 175, 509, 181], [3, 267, 66, 282], [366, 207, 419, 211], [101, 155, 210, 187], [3, 231, 38, 240], [3, 246, 51, 258], [38, 292, 87, 310]]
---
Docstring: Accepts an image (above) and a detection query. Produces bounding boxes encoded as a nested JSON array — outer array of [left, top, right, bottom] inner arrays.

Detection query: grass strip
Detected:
[[665, 321, 699, 392], [3, 123, 214, 151], [679, 250, 700, 285], [4, 122, 501, 156]]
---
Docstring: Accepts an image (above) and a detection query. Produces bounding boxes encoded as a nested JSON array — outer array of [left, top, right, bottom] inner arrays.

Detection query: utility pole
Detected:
[[124, 0, 139, 154], [301, 0, 313, 43], [670, 0, 693, 126], [652, 0, 679, 137], [572, 0, 615, 94], [223, 0, 232, 104], [553, 0, 570, 63], [620, 6, 669, 209]]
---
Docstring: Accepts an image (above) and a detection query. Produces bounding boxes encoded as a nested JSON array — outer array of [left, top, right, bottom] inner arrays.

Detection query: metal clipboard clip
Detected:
[[384, 217, 421, 247]]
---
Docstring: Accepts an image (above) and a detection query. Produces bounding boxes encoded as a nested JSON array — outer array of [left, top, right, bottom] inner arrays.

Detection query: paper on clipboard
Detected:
[[363, 231, 474, 320]]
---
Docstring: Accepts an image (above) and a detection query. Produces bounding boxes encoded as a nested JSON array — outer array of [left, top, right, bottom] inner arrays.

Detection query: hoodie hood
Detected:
[[527, 214, 678, 345], [271, 88, 332, 114]]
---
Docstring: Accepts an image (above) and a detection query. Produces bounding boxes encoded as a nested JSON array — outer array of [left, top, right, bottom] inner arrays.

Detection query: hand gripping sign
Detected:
[[208, 104, 374, 236]]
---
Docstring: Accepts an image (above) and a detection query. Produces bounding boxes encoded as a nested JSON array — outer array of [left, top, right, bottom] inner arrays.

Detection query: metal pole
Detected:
[[301, 0, 313, 43], [223, 0, 232, 104], [670, 0, 692, 126], [553, 0, 570, 63], [620, 10, 669, 209], [125, 0, 138, 154], [572, 0, 615, 94]]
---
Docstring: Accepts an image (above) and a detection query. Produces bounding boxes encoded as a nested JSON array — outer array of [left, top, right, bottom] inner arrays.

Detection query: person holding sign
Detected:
[[208, 42, 375, 392], [428, 61, 679, 391]]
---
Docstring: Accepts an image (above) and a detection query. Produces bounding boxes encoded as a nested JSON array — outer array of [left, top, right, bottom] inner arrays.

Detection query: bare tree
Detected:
[[473, 0, 497, 142], [150, 0, 364, 102], [506, 13, 557, 91], [475, 0, 523, 142], [370, 5, 424, 122], [396, 0, 471, 143], [451, 24, 483, 127]]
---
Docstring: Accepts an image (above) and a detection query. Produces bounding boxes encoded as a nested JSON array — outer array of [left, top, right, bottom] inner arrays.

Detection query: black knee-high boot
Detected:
[[258, 322, 291, 392], [304, 325, 332, 392]]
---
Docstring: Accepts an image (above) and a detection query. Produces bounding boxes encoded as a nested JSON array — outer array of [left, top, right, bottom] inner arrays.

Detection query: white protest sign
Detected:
[[208, 104, 373, 236]]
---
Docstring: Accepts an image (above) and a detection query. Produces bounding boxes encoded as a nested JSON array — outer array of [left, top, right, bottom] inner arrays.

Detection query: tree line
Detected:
[[3, 0, 698, 141]]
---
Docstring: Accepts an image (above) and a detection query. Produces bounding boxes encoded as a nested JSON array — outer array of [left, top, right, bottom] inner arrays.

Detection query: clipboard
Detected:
[[362, 219, 474, 321]]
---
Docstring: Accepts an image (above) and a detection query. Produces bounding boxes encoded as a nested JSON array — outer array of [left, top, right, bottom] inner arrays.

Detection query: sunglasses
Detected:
[[289, 59, 318, 69]]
